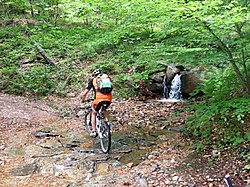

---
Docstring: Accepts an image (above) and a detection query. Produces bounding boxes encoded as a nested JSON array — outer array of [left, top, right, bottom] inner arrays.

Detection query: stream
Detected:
[[1, 120, 182, 186]]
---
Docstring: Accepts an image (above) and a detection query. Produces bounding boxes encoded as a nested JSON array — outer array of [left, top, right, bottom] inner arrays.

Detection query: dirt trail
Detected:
[[0, 93, 248, 187]]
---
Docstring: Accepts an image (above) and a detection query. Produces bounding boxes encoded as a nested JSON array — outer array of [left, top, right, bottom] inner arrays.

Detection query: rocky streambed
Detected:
[[1, 116, 184, 186], [0, 93, 248, 187]]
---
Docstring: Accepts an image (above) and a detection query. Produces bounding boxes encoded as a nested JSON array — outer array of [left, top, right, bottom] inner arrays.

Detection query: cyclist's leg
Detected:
[[91, 99, 100, 133], [91, 109, 97, 132], [92, 99, 111, 126]]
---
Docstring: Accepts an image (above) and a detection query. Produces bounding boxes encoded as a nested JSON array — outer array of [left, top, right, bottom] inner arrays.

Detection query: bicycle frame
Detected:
[[84, 99, 111, 153]]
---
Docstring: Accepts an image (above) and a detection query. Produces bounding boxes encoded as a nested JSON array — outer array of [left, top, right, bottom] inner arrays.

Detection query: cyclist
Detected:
[[81, 69, 112, 137]]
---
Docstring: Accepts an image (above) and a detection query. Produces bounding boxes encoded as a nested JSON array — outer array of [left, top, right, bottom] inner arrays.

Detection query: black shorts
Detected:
[[95, 101, 111, 112]]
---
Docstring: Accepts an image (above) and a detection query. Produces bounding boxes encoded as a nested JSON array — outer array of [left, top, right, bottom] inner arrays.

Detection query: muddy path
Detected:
[[0, 93, 248, 187]]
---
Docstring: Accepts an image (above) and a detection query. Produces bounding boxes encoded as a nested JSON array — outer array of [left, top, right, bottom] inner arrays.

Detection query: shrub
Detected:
[[185, 67, 250, 150]]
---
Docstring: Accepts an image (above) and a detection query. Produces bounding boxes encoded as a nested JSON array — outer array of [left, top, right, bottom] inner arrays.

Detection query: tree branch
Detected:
[[22, 28, 56, 66], [235, 22, 250, 91], [33, 40, 56, 66], [201, 21, 246, 84]]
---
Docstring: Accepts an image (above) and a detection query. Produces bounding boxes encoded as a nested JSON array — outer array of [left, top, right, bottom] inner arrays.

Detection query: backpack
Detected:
[[96, 74, 113, 94]]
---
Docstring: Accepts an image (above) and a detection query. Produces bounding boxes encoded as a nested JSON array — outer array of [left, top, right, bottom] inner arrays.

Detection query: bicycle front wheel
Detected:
[[84, 111, 92, 135], [99, 121, 111, 153]]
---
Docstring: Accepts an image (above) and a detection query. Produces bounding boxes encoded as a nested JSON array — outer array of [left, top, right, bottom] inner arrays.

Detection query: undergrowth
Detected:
[[185, 67, 250, 151]]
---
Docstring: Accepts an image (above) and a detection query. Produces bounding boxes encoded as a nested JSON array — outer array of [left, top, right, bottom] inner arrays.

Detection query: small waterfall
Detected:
[[159, 74, 182, 102], [169, 74, 182, 100], [162, 75, 168, 99]]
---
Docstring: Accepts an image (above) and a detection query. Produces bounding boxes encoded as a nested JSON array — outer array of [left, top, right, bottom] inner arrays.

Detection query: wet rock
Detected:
[[52, 163, 71, 176], [25, 145, 44, 158], [35, 153, 96, 180], [181, 71, 201, 94], [10, 163, 38, 176], [167, 64, 181, 84], [91, 155, 110, 162], [151, 72, 165, 83], [64, 141, 81, 148], [39, 140, 62, 149], [36, 157, 58, 174], [4, 146, 25, 157], [35, 148, 64, 157], [34, 130, 59, 138], [59, 131, 87, 147], [72, 147, 95, 154], [168, 126, 184, 132]]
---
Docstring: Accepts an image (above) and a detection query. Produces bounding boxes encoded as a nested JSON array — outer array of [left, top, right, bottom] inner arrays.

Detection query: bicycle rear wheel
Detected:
[[84, 111, 92, 134], [99, 121, 111, 153]]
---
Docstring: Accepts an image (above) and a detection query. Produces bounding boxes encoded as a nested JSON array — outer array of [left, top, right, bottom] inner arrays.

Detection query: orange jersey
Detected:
[[91, 77, 112, 109]]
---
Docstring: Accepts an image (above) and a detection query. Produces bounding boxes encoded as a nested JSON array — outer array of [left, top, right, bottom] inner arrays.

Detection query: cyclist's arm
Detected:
[[81, 89, 89, 102], [81, 79, 94, 102]]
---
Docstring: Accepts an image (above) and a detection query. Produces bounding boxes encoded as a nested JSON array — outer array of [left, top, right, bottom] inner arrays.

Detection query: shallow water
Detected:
[[110, 128, 180, 165], [156, 98, 186, 103]]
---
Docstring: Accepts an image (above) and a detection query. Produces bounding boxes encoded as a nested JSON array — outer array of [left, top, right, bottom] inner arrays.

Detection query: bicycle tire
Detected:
[[99, 121, 111, 153], [84, 111, 92, 135]]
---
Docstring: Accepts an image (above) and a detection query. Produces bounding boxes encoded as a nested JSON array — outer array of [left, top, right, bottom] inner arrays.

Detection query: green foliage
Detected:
[[185, 95, 249, 150], [0, 61, 85, 96], [196, 67, 245, 100], [245, 165, 250, 170], [0, 65, 56, 95], [22, 66, 56, 95], [1, 0, 249, 95], [0, 0, 29, 18], [186, 66, 249, 150]]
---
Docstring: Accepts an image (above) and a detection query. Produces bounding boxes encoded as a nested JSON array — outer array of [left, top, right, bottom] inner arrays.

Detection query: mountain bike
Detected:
[[83, 99, 111, 153]]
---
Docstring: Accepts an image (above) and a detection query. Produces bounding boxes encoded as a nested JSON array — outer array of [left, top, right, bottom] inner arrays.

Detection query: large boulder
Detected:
[[151, 72, 165, 83], [181, 71, 201, 94], [181, 66, 208, 95]]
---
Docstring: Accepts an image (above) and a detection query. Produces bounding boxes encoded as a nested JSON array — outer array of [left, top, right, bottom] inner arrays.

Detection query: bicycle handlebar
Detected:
[[79, 98, 94, 109]]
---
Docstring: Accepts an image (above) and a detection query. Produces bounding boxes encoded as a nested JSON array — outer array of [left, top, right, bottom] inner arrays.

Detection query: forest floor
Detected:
[[0, 93, 249, 187]]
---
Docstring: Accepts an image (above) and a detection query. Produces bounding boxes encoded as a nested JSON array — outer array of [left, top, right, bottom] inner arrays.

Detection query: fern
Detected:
[[185, 97, 250, 149], [186, 66, 250, 149]]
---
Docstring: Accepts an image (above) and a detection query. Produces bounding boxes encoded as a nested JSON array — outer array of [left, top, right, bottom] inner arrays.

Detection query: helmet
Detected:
[[92, 69, 102, 77]]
